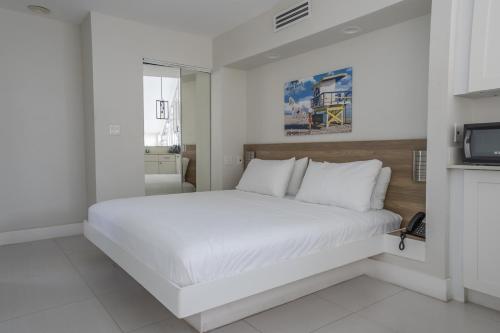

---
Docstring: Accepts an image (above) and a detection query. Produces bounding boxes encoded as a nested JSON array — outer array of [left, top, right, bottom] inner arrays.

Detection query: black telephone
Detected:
[[399, 212, 426, 251], [406, 212, 426, 238]]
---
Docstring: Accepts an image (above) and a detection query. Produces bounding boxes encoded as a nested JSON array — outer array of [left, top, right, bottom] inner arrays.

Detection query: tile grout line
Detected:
[[242, 293, 355, 333], [351, 288, 407, 333], [314, 284, 406, 313], [306, 288, 406, 333], [127, 318, 173, 333], [0, 293, 96, 325], [54, 238, 127, 333], [56, 238, 172, 333], [307, 311, 355, 333], [242, 318, 266, 333], [240, 293, 340, 333], [0, 239, 96, 325], [354, 288, 406, 313], [307, 282, 407, 333]]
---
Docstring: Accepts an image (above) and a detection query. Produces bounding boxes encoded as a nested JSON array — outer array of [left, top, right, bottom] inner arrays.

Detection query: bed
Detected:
[[145, 174, 195, 195], [85, 139, 426, 332], [88, 190, 401, 287]]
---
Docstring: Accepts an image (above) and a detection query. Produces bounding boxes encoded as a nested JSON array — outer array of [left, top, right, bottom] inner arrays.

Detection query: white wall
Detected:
[[246, 15, 429, 144], [211, 68, 248, 190], [181, 77, 196, 145], [82, 16, 96, 208], [0, 8, 87, 233], [181, 73, 212, 191], [83, 12, 212, 203]]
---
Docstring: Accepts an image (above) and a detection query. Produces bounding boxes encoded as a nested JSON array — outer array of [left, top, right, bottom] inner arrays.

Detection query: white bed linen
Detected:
[[88, 190, 401, 287], [145, 174, 195, 195]]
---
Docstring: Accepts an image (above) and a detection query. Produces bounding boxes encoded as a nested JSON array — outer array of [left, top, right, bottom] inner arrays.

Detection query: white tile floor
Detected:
[[1, 236, 500, 333]]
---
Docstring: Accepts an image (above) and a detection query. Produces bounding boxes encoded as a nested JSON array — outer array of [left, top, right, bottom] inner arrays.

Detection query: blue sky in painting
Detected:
[[284, 67, 352, 105]]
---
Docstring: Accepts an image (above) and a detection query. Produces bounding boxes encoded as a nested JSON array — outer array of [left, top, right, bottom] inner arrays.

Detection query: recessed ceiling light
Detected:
[[342, 26, 362, 34], [27, 5, 51, 15], [266, 54, 280, 60]]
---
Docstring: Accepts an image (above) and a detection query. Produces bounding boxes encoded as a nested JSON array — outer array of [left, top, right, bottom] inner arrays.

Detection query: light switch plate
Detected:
[[109, 124, 121, 136]]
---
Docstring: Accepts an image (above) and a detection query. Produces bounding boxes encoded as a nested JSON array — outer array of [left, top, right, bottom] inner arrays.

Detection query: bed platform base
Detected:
[[84, 221, 386, 332], [184, 260, 366, 331]]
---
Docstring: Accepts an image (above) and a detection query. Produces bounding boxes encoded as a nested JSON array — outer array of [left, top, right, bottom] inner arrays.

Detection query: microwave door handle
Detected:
[[464, 130, 472, 158]]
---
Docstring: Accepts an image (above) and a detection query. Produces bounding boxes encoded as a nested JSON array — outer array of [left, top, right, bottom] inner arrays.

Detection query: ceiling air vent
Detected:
[[274, 1, 310, 32]]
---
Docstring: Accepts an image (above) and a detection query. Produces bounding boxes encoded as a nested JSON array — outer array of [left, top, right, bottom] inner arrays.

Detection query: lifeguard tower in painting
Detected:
[[310, 73, 352, 130], [284, 66, 352, 136]]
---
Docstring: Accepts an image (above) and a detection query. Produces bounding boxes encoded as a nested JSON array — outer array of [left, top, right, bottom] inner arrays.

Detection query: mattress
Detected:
[[145, 174, 195, 195], [88, 190, 401, 287]]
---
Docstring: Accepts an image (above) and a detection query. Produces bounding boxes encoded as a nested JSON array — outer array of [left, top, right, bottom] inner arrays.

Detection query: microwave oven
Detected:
[[464, 122, 500, 164]]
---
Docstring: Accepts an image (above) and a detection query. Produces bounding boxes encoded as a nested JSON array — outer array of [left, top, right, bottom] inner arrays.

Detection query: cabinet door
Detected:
[[469, 0, 500, 92], [144, 162, 159, 174], [158, 155, 176, 162], [159, 161, 177, 174], [464, 170, 500, 298], [144, 154, 158, 162]]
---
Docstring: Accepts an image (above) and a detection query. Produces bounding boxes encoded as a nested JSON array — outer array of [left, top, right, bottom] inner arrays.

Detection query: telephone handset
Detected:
[[399, 212, 426, 251], [406, 212, 426, 238]]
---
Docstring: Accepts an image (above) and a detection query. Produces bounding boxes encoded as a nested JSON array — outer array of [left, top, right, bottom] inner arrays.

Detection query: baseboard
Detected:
[[467, 289, 500, 312], [0, 222, 83, 246], [364, 259, 450, 301]]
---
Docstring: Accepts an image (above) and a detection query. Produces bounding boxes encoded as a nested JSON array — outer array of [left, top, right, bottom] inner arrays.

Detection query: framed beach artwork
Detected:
[[284, 67, 352, 136]]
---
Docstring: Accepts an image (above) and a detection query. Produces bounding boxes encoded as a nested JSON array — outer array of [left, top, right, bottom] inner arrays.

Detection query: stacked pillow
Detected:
[[236, 157, 309, 198], [295, 160, 382, 212], [236, 158, 296, 197], [370, 167, 392, 210], [286, 157, 309, 196], [236, 157, 391, 212]]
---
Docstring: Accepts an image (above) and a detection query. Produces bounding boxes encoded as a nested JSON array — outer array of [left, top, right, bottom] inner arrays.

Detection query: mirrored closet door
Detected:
[[143, 61, 210, 195]]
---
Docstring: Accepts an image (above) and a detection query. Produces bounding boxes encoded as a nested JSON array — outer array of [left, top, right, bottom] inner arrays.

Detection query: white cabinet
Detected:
[[159, 161, 177, 173], [464, 170, 500, 298], [144, 161, 159, 174], [455, 0, 500, 97], [144, 154, 179, 174], [469, 0, 500, 93]]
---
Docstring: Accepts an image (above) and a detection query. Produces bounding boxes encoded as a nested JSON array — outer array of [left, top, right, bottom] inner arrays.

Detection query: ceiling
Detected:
[[0, 0, 283, 36], [228, 0, 432, 70]]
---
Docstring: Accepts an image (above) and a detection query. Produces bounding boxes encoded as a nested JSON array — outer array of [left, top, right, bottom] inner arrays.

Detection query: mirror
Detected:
[[143, 63, 210, 195]]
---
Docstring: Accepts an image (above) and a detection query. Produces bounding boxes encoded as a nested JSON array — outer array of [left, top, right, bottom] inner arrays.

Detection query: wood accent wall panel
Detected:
[[244, 139, 426, 227]]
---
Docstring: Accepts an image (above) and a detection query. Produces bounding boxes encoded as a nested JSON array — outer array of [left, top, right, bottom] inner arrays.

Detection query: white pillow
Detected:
[[295, 159, 382, 212], [287, 157, 309, 196], [370, 167, 392, 210], [236, 158, 295, 197]]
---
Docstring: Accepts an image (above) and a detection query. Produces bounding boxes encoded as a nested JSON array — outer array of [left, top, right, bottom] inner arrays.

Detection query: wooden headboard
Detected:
[[244, 139, 426, 227], [182, 145, 196, 187]]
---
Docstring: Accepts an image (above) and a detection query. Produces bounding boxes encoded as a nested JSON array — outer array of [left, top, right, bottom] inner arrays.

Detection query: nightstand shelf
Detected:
[[383, 232, 426, 262]]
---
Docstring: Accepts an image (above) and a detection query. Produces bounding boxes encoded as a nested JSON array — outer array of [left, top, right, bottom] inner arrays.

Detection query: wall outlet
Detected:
[[109, 124, 121, 136]]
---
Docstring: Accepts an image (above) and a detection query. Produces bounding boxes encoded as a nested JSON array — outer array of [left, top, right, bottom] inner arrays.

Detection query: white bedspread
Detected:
[[88, 190, 401, 287]]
